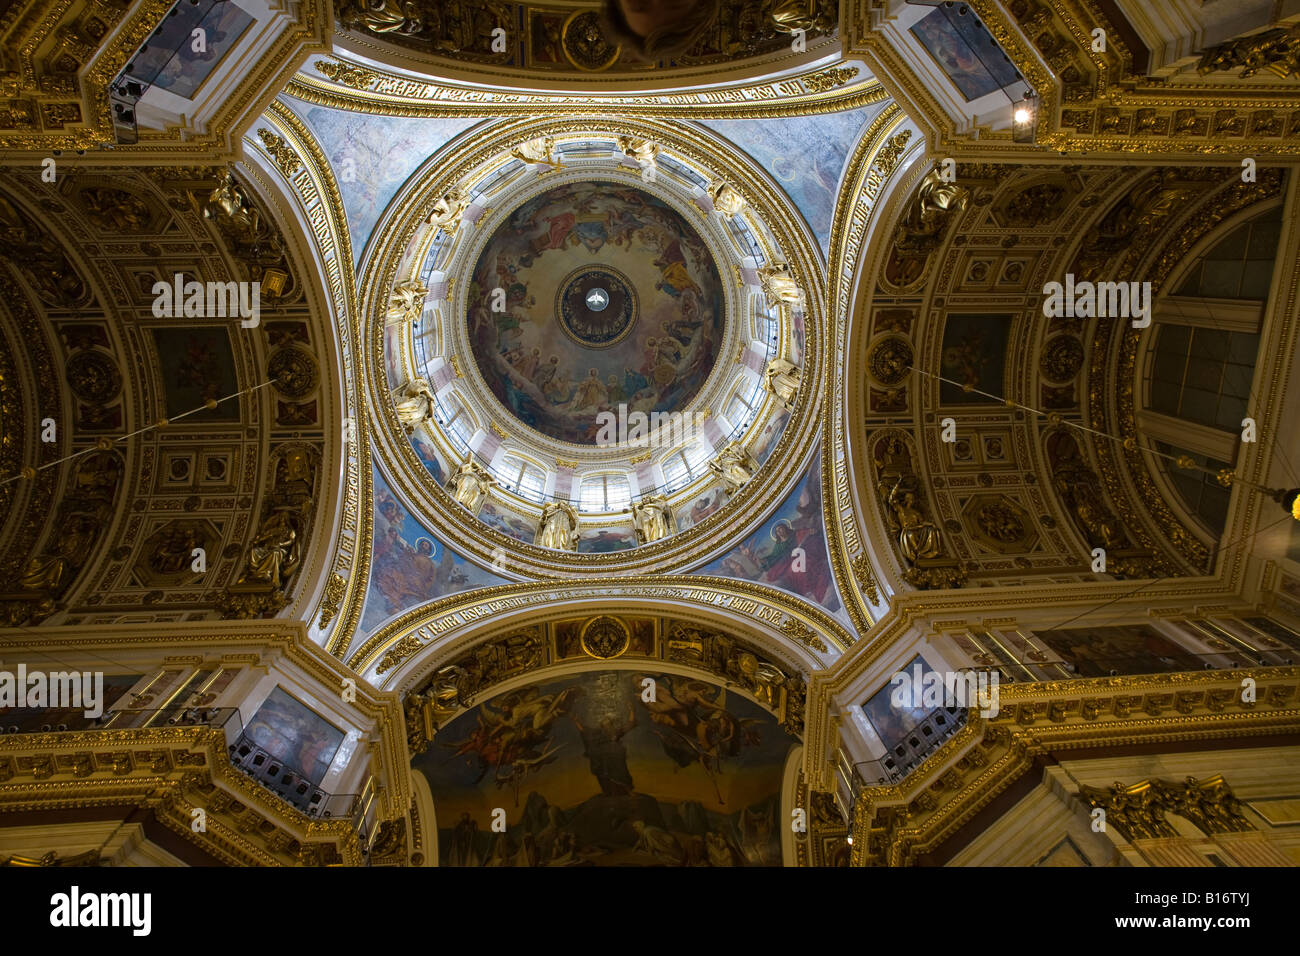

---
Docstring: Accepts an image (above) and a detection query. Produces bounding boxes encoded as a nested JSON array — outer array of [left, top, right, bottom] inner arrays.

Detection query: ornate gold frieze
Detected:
[[850, 667, 1300, 865]]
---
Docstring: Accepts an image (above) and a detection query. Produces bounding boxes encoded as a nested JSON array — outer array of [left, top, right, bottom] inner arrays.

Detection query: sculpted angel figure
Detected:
[[425, 186, 468, 232], [764, 358, 801, 411], [758, 263, 802, 309], [387, 279, 428, 325], [536, 501, 580, 551], [709, 441, 757, 496], [448, 456, 496, 515], [393, 377, 437, 433], [630, 495, 673, 544], [617, 136, 659, 172], [511, 136, 564, 171], [707, 180, 745, 219]]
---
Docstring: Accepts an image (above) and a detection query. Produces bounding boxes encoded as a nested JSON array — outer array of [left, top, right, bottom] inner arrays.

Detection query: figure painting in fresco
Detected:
[[417, 671, 796, 866], [467, 181, 723, 444], [704, 453, 842, 616]]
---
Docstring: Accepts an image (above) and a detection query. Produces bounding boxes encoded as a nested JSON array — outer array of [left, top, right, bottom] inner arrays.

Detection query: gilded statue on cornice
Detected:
[[758, 263, 802, 309], [425, 187, 468, 233], [511, 136, 564, 171], [764, 357, 801, 411], [709, 441, 757, 496], [448, 456, 496, 515], [536, 501, 580, 551], [707, 181, 745, 218], [393, 378, 437, 433], [387, 279, 428, 325], [630, 494, 673, 544]]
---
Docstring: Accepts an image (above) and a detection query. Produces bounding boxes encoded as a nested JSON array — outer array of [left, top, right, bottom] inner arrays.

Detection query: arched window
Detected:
[[499, 454, 545, 502], [578, 473, 630, 513], [1140, 205, 1281, 539]]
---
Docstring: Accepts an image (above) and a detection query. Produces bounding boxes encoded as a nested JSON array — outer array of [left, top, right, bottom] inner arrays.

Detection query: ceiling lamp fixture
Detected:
[[1012, 92, 1037, 143]]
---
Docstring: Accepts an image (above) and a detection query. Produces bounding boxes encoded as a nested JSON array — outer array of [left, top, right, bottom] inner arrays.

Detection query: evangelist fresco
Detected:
[[1035, 626, 1204, 677], [292, 95, 487, 263], [702, 102, 885, 255], [909, 5, 1021, 101], [417, 670, 796, 866], [467, 180, 724, 445], [938, 313, 1012, 405], [150, 328, 240, 422], [243, 687, 345, 787], [698, 451, 845, 620], [360, 465, 506, 633]]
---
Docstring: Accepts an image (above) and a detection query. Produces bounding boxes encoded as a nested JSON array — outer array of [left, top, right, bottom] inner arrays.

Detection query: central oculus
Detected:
[[467, 180, 724, 445], [559, 266, 636, 348]]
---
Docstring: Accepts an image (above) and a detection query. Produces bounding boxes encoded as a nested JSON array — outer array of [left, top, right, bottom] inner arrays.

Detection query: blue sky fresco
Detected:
[[701, 102, 885, 256], [286, 95, 488, 264]]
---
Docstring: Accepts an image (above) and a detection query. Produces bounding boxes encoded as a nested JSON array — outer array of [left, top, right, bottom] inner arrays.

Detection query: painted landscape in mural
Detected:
[[243, 687, 344, 787], [701, 452, 843, 618], [418, 671, 795, 866], [362, 466, 504, 632], [467, 180, 724, 444]]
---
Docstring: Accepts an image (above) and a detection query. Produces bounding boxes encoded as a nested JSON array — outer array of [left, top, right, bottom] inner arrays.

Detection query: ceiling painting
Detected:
[[466, 179, 725, 445]]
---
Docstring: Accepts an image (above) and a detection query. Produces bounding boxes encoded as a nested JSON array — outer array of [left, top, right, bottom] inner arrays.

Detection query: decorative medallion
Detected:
[[868, 335, 913, 386], [579, 615, 631, 659], [1040, 335, 1085, 383], [556, 265, 637, 349], [268, 346, 319, 398], [562, 10, 621, 72], [65, 350, 122, 404]]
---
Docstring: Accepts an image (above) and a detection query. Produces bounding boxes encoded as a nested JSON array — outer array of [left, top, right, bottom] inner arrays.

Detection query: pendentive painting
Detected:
[[701, 451, 843, 618], [417, 670, 797, 866]]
